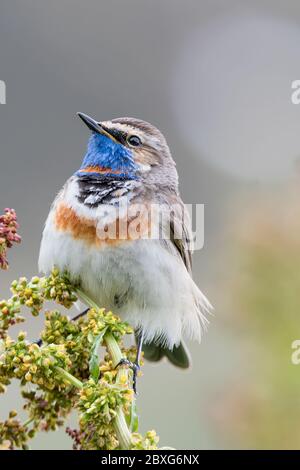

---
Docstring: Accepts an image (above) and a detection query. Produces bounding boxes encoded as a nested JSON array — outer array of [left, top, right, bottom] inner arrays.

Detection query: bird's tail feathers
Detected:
[[142, 340, 191, 369]]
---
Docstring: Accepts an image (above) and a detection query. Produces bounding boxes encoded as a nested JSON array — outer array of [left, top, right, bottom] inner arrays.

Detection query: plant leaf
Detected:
[[126, 399, 139, 432], [89, 328, 107, 382]]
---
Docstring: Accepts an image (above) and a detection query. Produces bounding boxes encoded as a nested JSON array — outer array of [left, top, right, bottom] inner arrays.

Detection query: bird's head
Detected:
[[76, 113, 177, 185]]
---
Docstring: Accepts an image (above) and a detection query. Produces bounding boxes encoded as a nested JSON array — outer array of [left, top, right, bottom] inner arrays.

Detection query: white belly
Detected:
[[39, 216, 208, 348]]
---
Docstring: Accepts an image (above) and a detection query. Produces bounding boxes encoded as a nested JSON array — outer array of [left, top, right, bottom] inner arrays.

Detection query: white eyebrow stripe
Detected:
[[100, 121, 147, 138], [99, 120, 164, 152]]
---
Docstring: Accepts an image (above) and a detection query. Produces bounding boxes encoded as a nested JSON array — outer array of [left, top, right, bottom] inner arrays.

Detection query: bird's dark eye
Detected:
[[127, 135, 142, 147]]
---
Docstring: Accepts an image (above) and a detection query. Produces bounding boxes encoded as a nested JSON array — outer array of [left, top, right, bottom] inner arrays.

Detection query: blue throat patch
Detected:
[[76, 133, 138, 179]]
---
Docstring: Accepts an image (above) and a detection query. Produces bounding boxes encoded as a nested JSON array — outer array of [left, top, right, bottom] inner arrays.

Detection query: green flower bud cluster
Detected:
[[41, 310, 90, 380], [41, 310, 81, 344], [10, 270, 77, 316], [22, 389, 75, 432], [0, 297, 24, 339], [0, 410, 35, 450], [0, 270, 78, 338], [42, 269, 78, 308], [77, 378, 133, 450], [81, 308, 133, 340], [10, 276, 46, 317], [71, 423, 119, 450], [0, 332, 72, 391], [131, 430, 160, 450], [79, 378, 133, 425]]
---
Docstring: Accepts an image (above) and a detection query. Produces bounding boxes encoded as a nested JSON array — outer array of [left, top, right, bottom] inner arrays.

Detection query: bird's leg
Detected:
[[117, 329, 144, 394], [135, 329, 144, 368]]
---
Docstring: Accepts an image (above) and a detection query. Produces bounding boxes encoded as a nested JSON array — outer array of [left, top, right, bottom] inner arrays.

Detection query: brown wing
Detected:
[[161, 199, 194, 274]]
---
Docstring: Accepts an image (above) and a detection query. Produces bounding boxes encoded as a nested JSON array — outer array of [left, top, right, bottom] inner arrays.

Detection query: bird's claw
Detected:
[[116, 358, 140, 394]]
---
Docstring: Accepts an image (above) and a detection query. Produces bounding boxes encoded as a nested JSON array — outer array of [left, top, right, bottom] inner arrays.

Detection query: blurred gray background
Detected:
[[1, 0, 300, 449]]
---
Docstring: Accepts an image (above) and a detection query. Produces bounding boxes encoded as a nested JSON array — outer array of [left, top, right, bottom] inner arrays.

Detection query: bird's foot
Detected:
[[116, 358, 141, 394]]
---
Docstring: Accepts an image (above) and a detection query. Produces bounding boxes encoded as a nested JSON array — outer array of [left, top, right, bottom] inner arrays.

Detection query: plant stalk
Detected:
[[55, 366, 83, 389], [75, 288, 133, 450], [113, 407, 132, 450], [104, 332, 123, 369], [75, 288, 100, 311], [104, 331, 133, 449]]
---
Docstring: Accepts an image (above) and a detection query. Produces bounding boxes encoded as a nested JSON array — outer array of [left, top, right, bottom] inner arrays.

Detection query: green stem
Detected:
[[75, 288, 134, 450], [113, 407, 132, 450], [55, 367, 83, 389], [75, 288, 100, 311], [23, 417, 34, 428], [104, 332, 132, 449], [104, 332, 123, 368]]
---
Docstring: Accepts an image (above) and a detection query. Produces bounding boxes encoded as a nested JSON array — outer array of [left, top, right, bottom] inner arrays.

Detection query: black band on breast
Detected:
[[77, 176, 135, 208]]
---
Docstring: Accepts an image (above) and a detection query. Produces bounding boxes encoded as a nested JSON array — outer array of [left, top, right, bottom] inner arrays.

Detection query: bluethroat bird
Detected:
[[39, 113, 211, 389]]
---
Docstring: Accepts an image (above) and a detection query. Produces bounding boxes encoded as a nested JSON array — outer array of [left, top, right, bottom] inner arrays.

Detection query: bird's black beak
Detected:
[[77, 112, 102, 133], [77, 112, 118, 142]]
